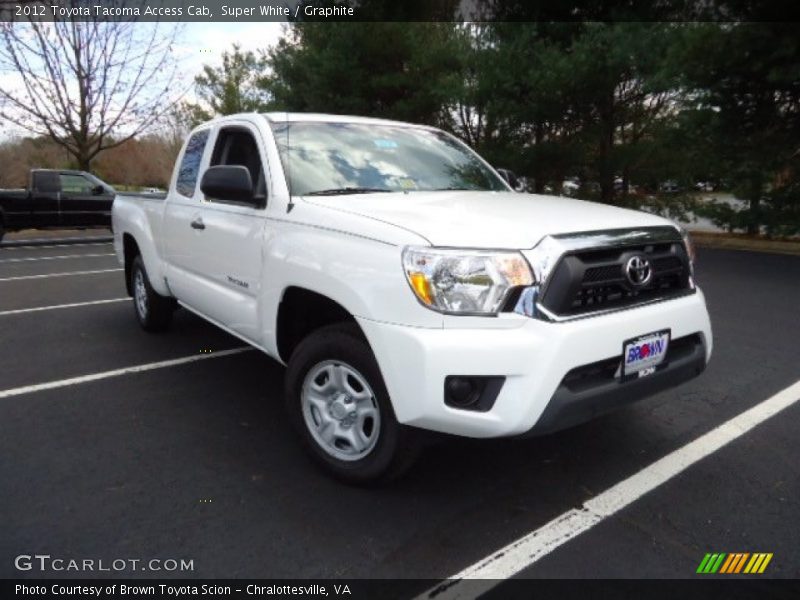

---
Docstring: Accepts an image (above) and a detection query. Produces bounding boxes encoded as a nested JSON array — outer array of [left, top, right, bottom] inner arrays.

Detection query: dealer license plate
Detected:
[[622, 329, 670, 378]]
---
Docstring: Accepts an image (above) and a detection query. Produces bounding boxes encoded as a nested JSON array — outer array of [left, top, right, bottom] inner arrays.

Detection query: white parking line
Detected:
[[422, 378, 800, 599], [0, 347, 254, 400], [0, 268, 122, 282], [0, 298, 129, 316], [0, 242, 112, 251], [0, 253, 115, 263]]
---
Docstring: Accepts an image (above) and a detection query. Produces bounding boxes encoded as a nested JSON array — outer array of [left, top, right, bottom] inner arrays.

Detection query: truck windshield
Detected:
[[269, 121, 508, 196]]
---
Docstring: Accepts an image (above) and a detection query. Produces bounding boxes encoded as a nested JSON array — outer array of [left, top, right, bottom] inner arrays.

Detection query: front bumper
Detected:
[[357, 288, 712, 438], [523, 332, 706, 436]]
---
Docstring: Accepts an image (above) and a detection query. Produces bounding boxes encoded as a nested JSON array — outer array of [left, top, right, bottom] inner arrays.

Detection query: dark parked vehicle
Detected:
[[0, 169, 115, 242]]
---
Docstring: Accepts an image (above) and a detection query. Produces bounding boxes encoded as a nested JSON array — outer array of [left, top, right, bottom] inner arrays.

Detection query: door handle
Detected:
[[190, 218, 205, 230]]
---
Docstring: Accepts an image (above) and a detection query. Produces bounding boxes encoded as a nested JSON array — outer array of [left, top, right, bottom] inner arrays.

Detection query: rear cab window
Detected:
[[31, 171, 61, 193]]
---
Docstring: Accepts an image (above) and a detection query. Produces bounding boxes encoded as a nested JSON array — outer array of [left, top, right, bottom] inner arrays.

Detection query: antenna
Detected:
[[286, 111, 294, 213]]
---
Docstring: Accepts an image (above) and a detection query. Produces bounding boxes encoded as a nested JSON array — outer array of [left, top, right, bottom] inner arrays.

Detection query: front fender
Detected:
[[257, 224, 443, 358]]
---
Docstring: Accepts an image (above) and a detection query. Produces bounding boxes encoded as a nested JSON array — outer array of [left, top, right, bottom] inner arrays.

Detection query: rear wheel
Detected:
[[130, 255, 174, 332], [0, 220, 5, 245], [284, 323, 419, 484]]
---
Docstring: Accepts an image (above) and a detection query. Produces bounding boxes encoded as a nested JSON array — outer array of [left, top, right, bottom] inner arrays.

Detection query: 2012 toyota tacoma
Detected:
[[112, 113, 712, 483]]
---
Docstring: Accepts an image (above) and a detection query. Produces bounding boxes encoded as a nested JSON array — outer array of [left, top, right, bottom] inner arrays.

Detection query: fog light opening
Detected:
[[445, 377, 480, 408], [444, 376, 505, 412]]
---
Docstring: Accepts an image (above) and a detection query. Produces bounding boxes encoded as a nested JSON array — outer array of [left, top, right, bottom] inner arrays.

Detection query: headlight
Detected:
[[402, 247, 534, 314]]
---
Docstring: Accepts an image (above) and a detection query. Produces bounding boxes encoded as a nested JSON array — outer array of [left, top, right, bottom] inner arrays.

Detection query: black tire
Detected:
[[0, 220, 5, 245], [130, 255, 175, 332], [284, 322, 419, 484]]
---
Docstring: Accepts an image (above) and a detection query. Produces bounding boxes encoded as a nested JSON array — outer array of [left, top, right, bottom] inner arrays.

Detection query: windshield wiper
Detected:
[[305, 187, 393, 196], [431, 186, 478, 191]]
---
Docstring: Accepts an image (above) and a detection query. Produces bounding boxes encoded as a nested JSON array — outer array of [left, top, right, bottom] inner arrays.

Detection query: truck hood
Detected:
[[302, 191, 675, 249]]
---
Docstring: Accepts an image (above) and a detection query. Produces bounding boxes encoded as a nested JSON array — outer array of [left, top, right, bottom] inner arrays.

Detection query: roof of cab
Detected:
[[194, 112, 440, 135], [31, 169, 89, 175], [261, 112, 436, 130]]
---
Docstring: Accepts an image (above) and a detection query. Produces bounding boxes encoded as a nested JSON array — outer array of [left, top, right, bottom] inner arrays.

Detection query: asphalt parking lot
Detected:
[[0, 233, 798, 590]]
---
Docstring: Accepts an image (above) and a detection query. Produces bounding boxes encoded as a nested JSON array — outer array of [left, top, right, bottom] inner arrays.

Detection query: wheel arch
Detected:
[[122, 233, 141, 296], [275, 286, 366, 364]]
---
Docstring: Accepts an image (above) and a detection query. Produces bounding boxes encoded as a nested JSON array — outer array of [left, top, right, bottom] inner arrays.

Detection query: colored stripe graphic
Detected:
[[699, 552, 773, 574], [744, 554, 760, 573], [698, 553, 726, 573], [710, 553, 726, 573], [744, 553, 774, 574], [759, 554, 773, 573], [733, 553, 749, 573], [696, 554, 712, 573], [722, 553, 738, 573], [718, 554, 735, 573]]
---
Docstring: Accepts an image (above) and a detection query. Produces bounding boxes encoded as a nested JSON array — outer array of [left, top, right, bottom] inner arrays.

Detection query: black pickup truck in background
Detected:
[[0, 169, 115, 242]]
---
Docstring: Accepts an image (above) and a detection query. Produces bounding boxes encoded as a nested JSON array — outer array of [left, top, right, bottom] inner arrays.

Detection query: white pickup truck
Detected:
[[113, 113, 712, 483]]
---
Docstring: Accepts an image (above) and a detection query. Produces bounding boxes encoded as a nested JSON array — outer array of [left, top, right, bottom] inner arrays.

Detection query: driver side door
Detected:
[[59, 173, 112, 227], [188, 122, 269, 343]]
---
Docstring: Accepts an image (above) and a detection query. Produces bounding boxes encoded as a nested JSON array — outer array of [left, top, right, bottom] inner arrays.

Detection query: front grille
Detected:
[[583, 264, 622, 283], [540, 241, 692, 317], [651, 256, 683, 272]]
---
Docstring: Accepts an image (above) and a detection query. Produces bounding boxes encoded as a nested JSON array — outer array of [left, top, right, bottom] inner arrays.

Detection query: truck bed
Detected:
[[0, 189, 29, 201], [115, 192, 167, 201]]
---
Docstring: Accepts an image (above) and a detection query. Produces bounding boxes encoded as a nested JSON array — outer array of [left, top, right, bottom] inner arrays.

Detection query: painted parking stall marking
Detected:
[[0, 298, 128, 317], [0, 348, 253, 400], [0, 252, 115, 263], [0, 241, 112, 251], [0, 235, 112, 248], [422, 378, 800, 599], [0, 268, 122, 282]]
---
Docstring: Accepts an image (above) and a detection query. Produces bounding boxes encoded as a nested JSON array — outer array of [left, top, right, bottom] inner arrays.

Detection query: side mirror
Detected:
[[91, 184, 106, 195], [497, 168, 522, 192], [200, 165, 254, 203]]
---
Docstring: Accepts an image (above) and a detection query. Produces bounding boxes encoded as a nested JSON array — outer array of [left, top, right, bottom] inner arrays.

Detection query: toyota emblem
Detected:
[[625, 255, 652, 286]]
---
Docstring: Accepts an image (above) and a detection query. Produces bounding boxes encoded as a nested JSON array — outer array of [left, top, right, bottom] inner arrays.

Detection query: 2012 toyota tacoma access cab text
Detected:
[[112, 113, 712, 483]]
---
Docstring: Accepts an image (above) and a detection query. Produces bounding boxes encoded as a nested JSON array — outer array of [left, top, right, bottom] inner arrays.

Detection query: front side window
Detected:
[[269, 121, 508, 196], [59, 174, 92, 194], [209, 127, 266, 204], [176, 130, 209, 198]]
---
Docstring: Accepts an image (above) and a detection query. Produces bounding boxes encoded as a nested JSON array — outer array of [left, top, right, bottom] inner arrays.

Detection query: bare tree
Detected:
[[0, 5, 181, 170]]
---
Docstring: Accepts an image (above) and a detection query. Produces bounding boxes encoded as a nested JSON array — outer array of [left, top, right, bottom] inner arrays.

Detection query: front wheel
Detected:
[[130, 255, 175, 332], [284, 323, 419, 484]]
